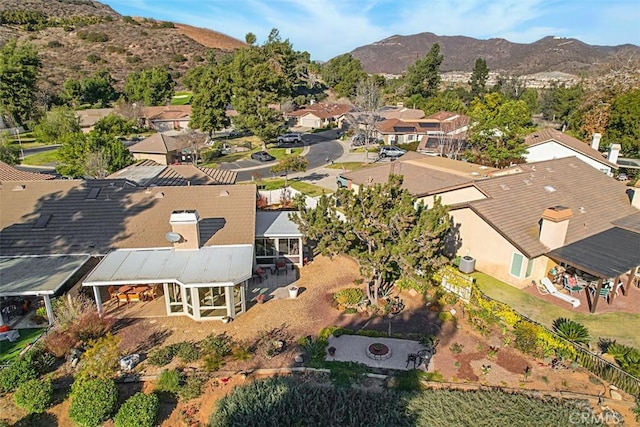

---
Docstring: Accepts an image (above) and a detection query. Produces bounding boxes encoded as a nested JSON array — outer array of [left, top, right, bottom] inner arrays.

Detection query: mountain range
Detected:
[[1, 0, 638, 93], [350, 32, 640, 76]]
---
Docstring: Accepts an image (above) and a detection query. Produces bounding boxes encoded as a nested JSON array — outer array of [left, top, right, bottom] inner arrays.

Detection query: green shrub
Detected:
[[69, 378, 118, 427], [202, 353, 224, 372], [201, 333, 232, 358], [156, 369, 183, 395], [231, 342, 252, 361], [148, 346, 176, 366], [43, 330, 76, 358], [14, 378, 53, 413], [0, 357, 39, 394], [172, 342, 200, 363], [552, 318, 590, 345], [171, 54, 187, 63], [392, 369, 427, 391], [355, 330, 387, 338], [179, 375, 205, 401], [333, 288, 365, 307], [513, 321, 541, 356], [396, 277, 430, 295], [76, 333, 121, 380], [114, 392, 159, 427]]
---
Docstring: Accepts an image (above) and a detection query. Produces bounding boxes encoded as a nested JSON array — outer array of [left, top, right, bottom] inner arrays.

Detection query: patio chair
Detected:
[[253, 267, 268, 283], [116, 293, 129, 306], [275, 260, 288, 276], [562, 276, 583, 295], [107, 286, 118, 304]]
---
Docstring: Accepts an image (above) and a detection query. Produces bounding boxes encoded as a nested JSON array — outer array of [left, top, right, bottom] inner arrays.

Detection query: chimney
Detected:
[[539, 206, 572, 250], [169, 210, 200, 250], [607, 143, 621, 164], [590, 133, 602, 150]]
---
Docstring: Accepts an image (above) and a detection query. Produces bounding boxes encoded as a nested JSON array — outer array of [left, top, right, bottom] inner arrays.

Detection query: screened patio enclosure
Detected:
[[83, 245, 253, 321]]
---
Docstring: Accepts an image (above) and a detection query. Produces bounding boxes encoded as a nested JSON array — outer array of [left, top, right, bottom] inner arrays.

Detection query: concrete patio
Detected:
[[326, 335, 435, 372]]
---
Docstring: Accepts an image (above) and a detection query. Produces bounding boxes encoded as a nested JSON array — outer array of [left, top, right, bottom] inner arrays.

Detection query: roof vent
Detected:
[[544, 185, 556, 193], [579, 206, 586, 213], [219, 190, 229, 197], [523, 179, 532, 186], [154, 192, 165, 199], [12, 185, 25, 191], [499, 184, 510, 191], [545, 167, 554, 172]]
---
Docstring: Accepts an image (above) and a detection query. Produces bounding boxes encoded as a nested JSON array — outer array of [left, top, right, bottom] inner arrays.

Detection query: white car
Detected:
[[379, 146, 407, 158], [276, 133, 302, 144]]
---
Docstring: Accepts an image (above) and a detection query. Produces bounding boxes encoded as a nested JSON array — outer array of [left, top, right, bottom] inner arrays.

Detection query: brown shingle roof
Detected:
[[470, 157, 637, 257], [0, 180, 256, 256], [525, 127, 617, 169], [0, 162, 55, 182], [143, 105, 191, 120], [128, 134, 188, 154], [376, 118, 441, 134], [342, 152, 492, 196], [378, 106, 425, 120]]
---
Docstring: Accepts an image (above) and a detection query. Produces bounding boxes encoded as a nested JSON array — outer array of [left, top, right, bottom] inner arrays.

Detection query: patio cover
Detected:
[[82, 245, 253, 287], [0, 255, 91, 296], [547, 227, 640, 279], [256, 211, 302, 238]]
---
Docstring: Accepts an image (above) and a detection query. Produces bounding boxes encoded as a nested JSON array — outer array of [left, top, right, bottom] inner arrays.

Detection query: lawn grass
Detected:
[[473, 271, 640, 348], [21, 150, 59, 166], [251, 178, 330, 197], [170, 91, 192, 105], [268, 147, 302, 160], [326, 162, 374, 171], [0, 328, 45, 362]]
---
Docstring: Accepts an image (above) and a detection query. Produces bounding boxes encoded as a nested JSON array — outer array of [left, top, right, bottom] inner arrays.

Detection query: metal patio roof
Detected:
[[0, 255, 91, 296], [83, 245, 253, 287]]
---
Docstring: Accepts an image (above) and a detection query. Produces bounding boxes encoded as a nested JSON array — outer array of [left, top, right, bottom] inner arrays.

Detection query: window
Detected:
[[278, 238, 299, 256], [510, 253, 524, 277], [255, 238, 276, 257], [525, 258, 534, 278]]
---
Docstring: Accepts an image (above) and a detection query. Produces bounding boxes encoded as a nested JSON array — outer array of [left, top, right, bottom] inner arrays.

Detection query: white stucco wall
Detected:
[[524, 142, 612, 175], [418, 186, 487, 208]]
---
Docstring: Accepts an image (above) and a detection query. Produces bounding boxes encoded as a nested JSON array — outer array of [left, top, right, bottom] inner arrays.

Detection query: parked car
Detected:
[[276, 133, 302, 144], [617, 173, 628, 181], [336, 174, 349, 188], [251, 151, 276, 162], [379, 146, 407, 158]]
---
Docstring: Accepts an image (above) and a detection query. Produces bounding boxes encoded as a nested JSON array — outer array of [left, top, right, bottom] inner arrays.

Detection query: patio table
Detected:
[[117, 285, 132, 294]]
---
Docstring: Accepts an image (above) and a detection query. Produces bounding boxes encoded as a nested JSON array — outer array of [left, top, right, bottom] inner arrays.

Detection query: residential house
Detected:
[[378, 105, 425, 121], [524, 128, 618, 176], [143, 105, 191, 132], [377, 111, 470, 146], [107, 159, 237, 186], [1, 180, 304, 322], [341, 155, 640, 311], [287, 103, 352, 129], [76, 108, 115, 133], [128, 133, 198, 165], [0, 161, 55, 182]]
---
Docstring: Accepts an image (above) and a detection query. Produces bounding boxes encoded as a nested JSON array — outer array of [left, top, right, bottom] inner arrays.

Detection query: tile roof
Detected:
[[469, 157, 638, 257], [0, 180, 257, 256], [525, 127, 617, 168], [287, 103, 352, 119], [378, 106, 426, 120], [107, 160, 237, 186], [0, 162, 55, 181], [376, 118, 441, 134], [143, 105, 191, 120], [128, 133, 189, 154], [342, 152, 493, 196], [76, 108, 114, 128]]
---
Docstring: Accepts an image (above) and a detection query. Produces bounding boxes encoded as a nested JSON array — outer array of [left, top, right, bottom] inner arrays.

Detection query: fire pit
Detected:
[[366, 342, 392, 360]]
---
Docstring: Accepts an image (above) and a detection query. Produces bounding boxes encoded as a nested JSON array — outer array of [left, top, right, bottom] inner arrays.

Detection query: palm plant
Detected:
[[552, 318, 590, 345]]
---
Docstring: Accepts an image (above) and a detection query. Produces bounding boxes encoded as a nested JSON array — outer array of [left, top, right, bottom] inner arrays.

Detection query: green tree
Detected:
[[93, 113, 136, 137], [404, 43, 443, 99], [0, 39, 41, 125], [0, 132, 19, 165], [321, 53, 367, 99], [33, 106, 80, 144], [60, 77, 83, 108], [124, 67, 175, 106], [270, 155, 308, 187], [466, 92, 531, 167], [56, 130, 133, 178], [291, 175, 452, 304], [540, 83, 584, 123], [469, 57, 489, 99], [80, 70, 117, 107], [604, 88, 640, 157], [189, 62, 232, 136], [245, 32, 256, 45], [422, 89, 467, 116]]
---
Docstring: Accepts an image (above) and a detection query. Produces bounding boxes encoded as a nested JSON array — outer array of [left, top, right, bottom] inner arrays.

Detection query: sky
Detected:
[[101, 0, 640, 61]]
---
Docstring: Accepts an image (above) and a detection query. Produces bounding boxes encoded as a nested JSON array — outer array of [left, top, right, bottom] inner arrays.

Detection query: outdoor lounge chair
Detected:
[[562, 276, 583, 295], [540, 278, 581, 308]]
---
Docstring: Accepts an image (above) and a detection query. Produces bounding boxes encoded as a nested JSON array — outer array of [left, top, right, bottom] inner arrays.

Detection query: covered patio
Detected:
[[547, 227, 640, 313], [83, 245, 253, 321], [0, 255, 91, 327]]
